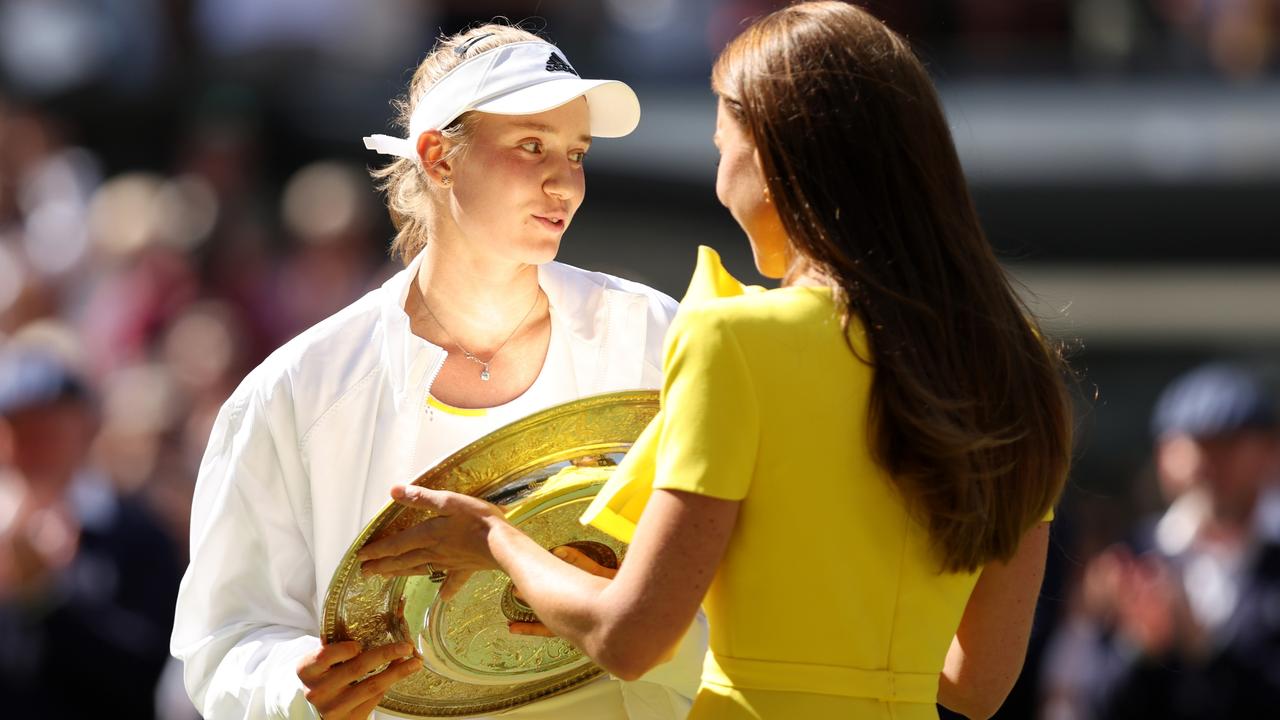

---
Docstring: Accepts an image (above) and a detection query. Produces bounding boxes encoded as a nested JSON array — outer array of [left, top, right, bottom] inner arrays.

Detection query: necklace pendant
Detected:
[[480, 367, 491, 381]]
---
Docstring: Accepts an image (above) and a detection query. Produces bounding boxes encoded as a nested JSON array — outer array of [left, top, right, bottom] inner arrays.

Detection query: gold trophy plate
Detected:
[[322, 391, 658, 717]]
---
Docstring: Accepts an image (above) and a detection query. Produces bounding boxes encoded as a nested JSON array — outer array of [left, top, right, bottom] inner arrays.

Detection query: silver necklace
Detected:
[[419, 287, 540, 382]]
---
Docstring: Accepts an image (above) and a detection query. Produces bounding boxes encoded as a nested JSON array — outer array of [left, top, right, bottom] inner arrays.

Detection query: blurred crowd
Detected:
[[0, 98, 394, 717], [1038, 365, 1280, 719], [1, 1, 1279, 719], [1, 0, 1277, 101]]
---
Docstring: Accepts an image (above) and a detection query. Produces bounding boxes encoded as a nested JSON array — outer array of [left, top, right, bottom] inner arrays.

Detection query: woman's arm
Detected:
[[371, 484, 737, 680], [172, 390, 327, 718], [937, 521, 1051, 720], [360, 305, 753, 678]]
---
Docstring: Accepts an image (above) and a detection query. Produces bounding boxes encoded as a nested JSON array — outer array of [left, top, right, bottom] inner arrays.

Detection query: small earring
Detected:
[[440, 176, 452, 186], [763, 186, 772, 203]]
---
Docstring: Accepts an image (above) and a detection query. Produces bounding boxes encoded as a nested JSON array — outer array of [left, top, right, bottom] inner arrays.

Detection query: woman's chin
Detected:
[[517, 236, 562, 266]]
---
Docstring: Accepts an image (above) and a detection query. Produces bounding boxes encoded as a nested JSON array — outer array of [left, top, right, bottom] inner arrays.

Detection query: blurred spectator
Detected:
[[1070, 0, 1155, 73], [192, 0, 436, 148], [150, 300, 253, 557], [1152, 0, 1279, 80], [0, 0, 169, 98], [0, 4, 1275, 719], [78, 173, 203, 378], [0, 333, 183, 717], [0, 103, 100, 337], [174, 100, 287, 361], [194, 0, 430, 69], [1043, 362, 1280, 719], [270, 160, 385, 338]]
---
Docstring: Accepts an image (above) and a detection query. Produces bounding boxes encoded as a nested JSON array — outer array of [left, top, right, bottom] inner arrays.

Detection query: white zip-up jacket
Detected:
[[172, 253, 706, 718]]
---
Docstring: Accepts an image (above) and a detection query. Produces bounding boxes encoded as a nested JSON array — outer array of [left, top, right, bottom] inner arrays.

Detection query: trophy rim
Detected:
[[321, 390, 659, 717]]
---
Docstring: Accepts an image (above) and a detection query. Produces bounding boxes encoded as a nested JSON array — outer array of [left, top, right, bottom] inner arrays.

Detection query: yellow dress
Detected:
[[582, 247, 1014, 719]]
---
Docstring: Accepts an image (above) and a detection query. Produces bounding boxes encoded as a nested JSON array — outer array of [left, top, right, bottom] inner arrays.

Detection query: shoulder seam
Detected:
[[298, 364, 380, 453]]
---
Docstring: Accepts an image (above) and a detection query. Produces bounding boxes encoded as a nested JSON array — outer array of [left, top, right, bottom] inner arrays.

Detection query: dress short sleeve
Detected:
[[649, 305, 759, 499], [581, 246, 761, 541], [582, 305, 761, 541]]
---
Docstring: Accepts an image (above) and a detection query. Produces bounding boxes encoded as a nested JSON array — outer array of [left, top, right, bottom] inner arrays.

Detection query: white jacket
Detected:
[[172, 253, 705, 718]]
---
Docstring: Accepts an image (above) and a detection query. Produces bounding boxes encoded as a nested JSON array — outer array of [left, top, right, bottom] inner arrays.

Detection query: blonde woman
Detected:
[[172, 25, 705, 720], [366, 5, 1074, 720]]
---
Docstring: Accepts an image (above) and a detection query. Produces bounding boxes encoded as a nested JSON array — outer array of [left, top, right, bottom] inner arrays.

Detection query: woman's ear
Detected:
[[416, 130, 453, 187], [752, 147, 771, 204]]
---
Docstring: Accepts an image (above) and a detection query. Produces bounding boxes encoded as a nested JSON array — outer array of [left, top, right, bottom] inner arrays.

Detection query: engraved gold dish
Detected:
[[322, 391, 658, 717]]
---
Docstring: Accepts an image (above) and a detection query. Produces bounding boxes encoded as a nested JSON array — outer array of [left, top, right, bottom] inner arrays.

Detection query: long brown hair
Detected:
[[713, 1, 1073, 573]]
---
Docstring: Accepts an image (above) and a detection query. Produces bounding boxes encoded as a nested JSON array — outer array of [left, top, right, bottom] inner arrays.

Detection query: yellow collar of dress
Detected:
[[680, 245, 765, 306], [578, 246, 756, 543]]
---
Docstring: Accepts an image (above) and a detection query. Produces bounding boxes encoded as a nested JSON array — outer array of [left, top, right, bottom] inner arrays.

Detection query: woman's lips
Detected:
[[532, 214, 566, 232]]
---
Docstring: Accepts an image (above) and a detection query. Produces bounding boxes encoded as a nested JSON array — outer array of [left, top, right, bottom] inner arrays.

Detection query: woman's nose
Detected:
[[543, 158, 577, 201]]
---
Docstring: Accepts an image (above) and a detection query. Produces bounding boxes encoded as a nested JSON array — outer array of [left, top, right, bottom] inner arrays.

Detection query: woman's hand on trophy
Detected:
[[296, 640, 418, 718], [357, 486, 506, 581]]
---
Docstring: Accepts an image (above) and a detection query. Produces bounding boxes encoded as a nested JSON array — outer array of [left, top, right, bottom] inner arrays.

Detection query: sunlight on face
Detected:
[[1158, 431, 1280, 516], [447, 98, 592, 266], [713, 97, 790, 279]]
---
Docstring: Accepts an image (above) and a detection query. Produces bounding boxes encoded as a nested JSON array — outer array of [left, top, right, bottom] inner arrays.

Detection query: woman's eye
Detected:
[[570, 151, 586, 163], [520, 141, 542, 153]]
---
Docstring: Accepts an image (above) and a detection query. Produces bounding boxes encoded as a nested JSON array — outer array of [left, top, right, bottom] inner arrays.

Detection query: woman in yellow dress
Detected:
[[359, 3, 1073, 718]]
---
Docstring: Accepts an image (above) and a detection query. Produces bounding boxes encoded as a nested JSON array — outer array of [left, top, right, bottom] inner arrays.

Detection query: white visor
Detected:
[[364, 40, 640, 159]]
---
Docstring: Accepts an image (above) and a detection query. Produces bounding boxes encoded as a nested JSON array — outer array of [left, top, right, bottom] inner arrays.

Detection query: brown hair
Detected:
[[370, 23, 542, 264], [713, 2, 1073, 572]]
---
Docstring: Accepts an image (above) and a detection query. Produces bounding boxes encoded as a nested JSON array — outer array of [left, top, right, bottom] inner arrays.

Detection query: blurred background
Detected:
[[1, 1, 1278, 718]]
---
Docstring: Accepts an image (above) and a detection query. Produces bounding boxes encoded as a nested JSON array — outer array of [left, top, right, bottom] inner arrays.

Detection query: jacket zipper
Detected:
[[421, 352, 448, 421]]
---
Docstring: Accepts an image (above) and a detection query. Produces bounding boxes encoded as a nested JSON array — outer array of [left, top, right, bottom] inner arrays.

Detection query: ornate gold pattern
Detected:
[[322, 391, 658, 717]]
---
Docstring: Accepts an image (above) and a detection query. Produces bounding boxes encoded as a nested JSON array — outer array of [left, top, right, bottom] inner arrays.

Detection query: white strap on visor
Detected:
[[364, 40, 634, 160]]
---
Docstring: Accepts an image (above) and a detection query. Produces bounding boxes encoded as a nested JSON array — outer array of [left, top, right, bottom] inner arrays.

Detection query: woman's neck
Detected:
[[410, 235, 545, 353], [780, 250, 829, 288]]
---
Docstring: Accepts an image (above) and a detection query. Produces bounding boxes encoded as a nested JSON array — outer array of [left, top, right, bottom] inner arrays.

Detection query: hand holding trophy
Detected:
[[321, 392, 656, 717]]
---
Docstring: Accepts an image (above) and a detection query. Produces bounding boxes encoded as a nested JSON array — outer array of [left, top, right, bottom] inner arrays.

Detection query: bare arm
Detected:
[[364, 485, 737, 681], [358, 307, 751, 680], [938, 521, 1050, 720]]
